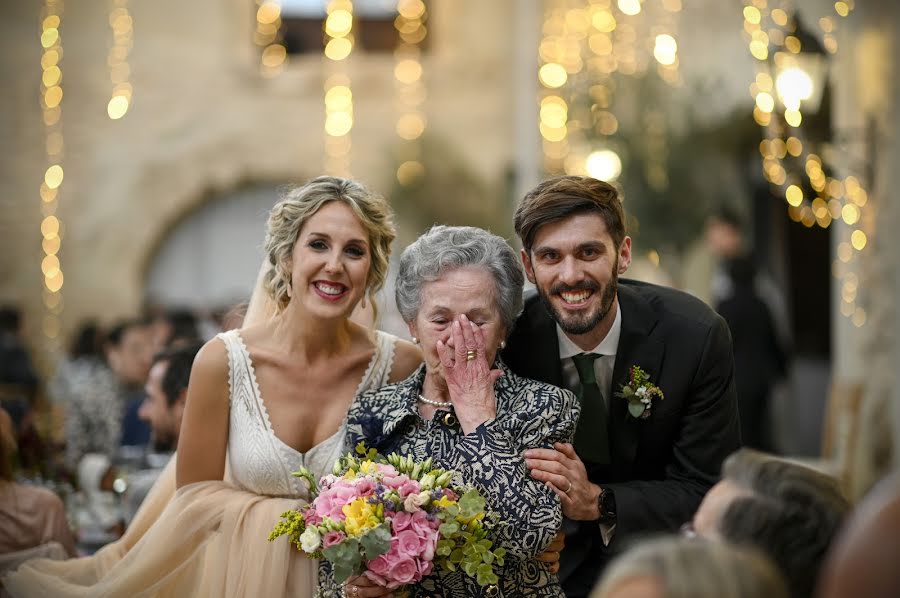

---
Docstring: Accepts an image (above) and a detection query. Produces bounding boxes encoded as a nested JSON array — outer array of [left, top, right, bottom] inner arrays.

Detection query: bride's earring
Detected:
[[411, 336, 419, 344], [500, 340, 506, 349]]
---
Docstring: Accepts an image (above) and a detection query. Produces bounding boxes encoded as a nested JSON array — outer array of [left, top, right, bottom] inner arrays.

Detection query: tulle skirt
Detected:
[[3, 456, 316, 597]]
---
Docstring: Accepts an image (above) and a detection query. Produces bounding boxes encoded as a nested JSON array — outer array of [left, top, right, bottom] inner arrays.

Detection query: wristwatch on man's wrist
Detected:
[[596, 487, 616, 525]]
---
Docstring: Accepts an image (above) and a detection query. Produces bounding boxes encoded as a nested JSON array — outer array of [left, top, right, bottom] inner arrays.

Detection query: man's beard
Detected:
[[537, 262, 619, 336]]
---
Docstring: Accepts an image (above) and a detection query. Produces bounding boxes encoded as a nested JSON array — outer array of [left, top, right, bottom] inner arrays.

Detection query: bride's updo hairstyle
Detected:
[[263, 176, 395, 314]]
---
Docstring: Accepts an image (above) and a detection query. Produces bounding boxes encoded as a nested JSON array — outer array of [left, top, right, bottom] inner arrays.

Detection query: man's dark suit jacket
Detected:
[[502, 279, 741, 597]]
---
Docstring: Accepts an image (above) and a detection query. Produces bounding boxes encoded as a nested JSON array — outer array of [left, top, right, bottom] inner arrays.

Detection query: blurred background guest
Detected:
[[63, 319, 152, 469], [817, 473, 900, 598], [590, 536, 789, 598], [123, 341, 202, 523], [690, 449, 849, 598], [0, 307, 39, 432], [0, 407, 76, 572], [716, 256, 789, 450]]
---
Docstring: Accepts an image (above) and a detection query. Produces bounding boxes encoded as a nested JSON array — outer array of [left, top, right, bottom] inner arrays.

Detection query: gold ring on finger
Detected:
[[564, 479, 572, 494], [466, 349, 477, 361]]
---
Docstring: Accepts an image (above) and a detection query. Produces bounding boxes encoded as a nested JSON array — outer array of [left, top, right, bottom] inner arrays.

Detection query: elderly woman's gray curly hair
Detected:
[[263, 176, 395, 314], [394, 226, 524, 333]]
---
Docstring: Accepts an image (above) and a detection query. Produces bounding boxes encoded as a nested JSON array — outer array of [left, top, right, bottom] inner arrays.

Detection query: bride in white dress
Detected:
[[3, 177, 421, 597]]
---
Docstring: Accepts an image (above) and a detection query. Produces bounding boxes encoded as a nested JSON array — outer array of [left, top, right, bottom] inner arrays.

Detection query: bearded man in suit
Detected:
[[502, 175, 741, 597]]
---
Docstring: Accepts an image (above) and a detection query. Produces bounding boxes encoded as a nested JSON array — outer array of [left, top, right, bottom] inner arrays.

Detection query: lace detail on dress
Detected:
[[217, 329, 398, 499]]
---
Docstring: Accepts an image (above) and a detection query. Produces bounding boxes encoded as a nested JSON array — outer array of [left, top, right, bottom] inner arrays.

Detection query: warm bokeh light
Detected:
[[592, 10, 616, 33], [851, 229, 867, 250], [325, 112, 353, 137], [44, 86, 63, 108], [785, 185, 803, 207], [396, 160, 425, 186], [776, 66, 814, 110], [44, 165, 64, 189], [755, 92, 774, 113], [539, 123, 567, 143], [784, 109, 802, 127], [325, 38, 353, 61], [397, 0, 426, 20], [325, 10, 353, 37], [394, 59, 423, 84], [617, 0, 641, 17], [261, 44, 287, 68], [841, 203, 860, 225], [586, 149, 622, 182], [653, 34, 677, 66], [107, 95, 129, 119], [396, 113, 426, 140], [538, 63, 567, 88]]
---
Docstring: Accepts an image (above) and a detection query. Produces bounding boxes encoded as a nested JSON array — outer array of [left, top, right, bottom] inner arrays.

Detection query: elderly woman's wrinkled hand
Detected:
[[436, 314, 503, 434]]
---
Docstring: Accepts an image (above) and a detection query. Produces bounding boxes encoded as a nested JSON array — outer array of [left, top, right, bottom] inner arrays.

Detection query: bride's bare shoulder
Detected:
[[388, 338, 422, 383]]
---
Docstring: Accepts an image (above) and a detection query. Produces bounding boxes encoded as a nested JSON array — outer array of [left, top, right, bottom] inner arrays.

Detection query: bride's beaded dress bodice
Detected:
[[218, 329, 397, 499]]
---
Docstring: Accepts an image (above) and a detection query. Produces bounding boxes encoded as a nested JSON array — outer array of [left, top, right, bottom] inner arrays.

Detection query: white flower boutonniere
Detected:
[[615, 365, 664, 419]]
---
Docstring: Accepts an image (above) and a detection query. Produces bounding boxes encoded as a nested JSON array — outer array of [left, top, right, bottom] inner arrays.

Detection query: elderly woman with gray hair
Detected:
[[322, 226, 579, 598]]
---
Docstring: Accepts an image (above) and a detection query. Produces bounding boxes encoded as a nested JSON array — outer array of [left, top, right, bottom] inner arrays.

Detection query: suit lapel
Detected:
[[609, 283, 664, 466]]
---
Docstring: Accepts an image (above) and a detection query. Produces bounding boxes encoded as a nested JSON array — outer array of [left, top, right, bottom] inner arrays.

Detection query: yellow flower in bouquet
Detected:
[[342, 497, 383, 537]]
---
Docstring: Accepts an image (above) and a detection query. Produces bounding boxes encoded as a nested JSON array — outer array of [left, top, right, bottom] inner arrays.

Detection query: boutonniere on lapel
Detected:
[[615, 366, 664, 419]]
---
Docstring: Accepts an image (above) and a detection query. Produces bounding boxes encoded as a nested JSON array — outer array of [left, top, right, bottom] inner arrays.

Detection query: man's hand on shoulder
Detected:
[[525, 443, 602, 521]]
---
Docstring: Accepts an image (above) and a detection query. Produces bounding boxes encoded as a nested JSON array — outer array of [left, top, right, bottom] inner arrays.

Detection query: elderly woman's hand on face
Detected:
[[435, 314, 504, 434]]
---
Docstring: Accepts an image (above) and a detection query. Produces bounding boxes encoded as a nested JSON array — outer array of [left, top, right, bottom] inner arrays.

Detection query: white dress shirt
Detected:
[[555, 305, 622, 544]]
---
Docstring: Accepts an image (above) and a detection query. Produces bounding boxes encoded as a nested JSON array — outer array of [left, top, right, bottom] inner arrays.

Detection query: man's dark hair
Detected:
[[719, 449, 850, 598], [152, 341, 203, 406], [106, 318, 148, 348], [70, 321, 104, 359], [514, 175, 626, 253], [0, 307, 21, 334]]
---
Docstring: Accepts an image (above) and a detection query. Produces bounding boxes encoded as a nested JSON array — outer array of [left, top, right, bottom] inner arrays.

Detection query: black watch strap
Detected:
[[597, 487, 617, 525]]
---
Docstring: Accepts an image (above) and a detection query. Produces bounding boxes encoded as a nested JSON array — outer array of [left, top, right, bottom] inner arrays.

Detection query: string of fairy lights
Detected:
[[743, 0, 869, 327], [106, 0, 133, 120], [537, 0, 682, 184], [39, 0, 65, 346], [393, 0, 428, 187], [323, 0, 355, 175]]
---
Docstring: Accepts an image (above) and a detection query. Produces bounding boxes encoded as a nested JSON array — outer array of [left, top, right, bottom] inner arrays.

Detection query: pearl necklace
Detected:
[[418, 394, 453, 409]]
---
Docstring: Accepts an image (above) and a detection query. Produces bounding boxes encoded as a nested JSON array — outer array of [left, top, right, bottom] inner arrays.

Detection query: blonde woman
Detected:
[[4, 177, 421, 597], [590, 537, 789, 598]]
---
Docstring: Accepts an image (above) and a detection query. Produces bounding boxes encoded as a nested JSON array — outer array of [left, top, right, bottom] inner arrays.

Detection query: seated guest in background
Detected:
[[817, 472, 900, 598], [123, 341, 202, 523], [504, 175, 741, 596], [333, 226, 579, 597], [65, 318, 153, 468], [689, 448, 850, 598], [590, 536, 789, 598], [0, 307, 39, 432], [138, 341, 203, 454], [0, 407, 77, 568]]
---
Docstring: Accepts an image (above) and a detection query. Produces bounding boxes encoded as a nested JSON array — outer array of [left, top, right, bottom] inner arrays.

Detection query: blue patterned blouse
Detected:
[[318, 361, 579, 597]]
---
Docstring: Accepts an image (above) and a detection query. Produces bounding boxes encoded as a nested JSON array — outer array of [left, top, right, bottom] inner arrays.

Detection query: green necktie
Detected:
[[572, 352, 611, 464]]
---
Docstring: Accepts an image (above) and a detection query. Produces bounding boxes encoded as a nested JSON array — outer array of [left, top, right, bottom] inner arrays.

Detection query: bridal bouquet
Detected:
[[269, 443, 505, 591]]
